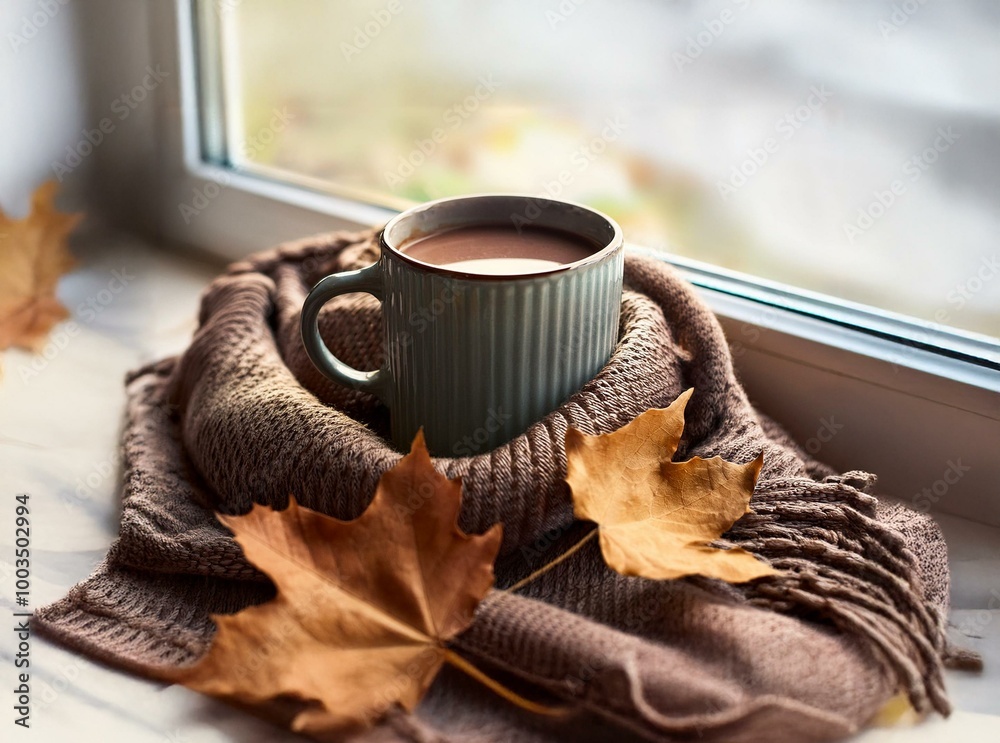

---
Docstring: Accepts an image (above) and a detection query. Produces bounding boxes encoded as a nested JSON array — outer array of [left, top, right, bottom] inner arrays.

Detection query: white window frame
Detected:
[[143, 0, 999, 527]]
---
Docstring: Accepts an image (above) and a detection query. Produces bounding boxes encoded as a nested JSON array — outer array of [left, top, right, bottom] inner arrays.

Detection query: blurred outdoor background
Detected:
[[214, 0, 999, 338]]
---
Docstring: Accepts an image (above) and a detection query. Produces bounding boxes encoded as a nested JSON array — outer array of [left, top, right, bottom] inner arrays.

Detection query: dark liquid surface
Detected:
[[400, 225, 598, 275]]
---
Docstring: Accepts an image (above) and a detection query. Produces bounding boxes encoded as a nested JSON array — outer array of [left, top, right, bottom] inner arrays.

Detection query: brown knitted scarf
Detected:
[[35, 230, 969, 742]]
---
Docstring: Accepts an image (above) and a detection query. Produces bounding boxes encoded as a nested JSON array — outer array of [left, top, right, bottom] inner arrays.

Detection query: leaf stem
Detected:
[[442, 649, 568, 717], [504, 529, 598, 594]]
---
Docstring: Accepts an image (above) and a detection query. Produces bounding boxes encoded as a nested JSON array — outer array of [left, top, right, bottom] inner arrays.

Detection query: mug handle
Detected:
[[300, 262, 391, 405]]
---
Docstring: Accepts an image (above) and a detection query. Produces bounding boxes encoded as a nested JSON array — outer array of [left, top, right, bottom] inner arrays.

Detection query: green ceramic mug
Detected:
[[300, 194, 624, 456]]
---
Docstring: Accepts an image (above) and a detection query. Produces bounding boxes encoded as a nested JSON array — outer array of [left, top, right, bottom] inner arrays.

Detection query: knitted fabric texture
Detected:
[[36, 230, 962, 742]]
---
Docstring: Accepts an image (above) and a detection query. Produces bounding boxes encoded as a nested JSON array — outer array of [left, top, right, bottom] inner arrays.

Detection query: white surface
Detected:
[[0, 233, 997, 741]]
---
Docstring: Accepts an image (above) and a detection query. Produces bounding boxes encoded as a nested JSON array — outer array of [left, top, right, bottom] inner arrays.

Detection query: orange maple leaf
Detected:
[[565, 389, 775, 583], [0, 181, 80, 351], [173, 432, 507, 734]]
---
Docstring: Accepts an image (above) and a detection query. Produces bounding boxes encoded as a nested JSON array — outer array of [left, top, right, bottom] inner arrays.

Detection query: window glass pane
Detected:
[[213, 0, 1000, 340]]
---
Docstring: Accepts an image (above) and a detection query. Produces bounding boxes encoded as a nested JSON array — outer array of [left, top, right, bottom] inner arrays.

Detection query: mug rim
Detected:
[[379, 193, 624, 281]]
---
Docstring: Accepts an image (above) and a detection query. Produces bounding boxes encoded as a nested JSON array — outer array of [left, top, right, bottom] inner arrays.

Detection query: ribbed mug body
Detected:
[[380, 245, 623, 455], [301, 193, 625, 457]]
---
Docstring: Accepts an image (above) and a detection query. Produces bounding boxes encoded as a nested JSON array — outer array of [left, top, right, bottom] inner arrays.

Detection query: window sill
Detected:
[[3, 228, 996, 740]]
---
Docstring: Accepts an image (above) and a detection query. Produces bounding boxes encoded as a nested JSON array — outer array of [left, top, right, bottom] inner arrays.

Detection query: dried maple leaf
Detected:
[[173, 431, 504, 734], [0, 182, 80, 351], [872, 693, 920, 727], [565, 388, 775, 583]]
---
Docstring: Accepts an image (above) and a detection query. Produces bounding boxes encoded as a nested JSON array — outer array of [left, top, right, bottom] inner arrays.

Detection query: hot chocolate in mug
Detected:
[[300, 194, 624, 456]]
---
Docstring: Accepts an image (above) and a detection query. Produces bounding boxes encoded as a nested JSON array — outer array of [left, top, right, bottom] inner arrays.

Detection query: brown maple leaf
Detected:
[[172, 431, 504, 734], [0, 181, 80, 351], [565, 388, 775, 583]]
